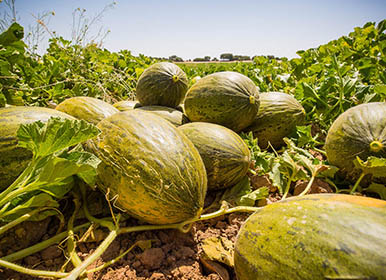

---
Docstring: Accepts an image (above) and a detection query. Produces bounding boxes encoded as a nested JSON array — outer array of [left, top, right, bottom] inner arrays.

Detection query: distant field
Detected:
[[175, 60, 253, 68]]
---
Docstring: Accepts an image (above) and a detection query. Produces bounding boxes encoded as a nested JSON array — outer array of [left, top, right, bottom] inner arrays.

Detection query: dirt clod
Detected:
[[138, 248, 165, 270]]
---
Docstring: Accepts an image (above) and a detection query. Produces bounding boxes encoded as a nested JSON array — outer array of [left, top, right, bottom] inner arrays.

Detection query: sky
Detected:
[[2, 0, 386, 60]]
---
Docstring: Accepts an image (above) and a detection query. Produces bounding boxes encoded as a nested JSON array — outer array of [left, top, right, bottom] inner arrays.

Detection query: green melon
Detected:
[[56, 96, 119, 124], [325, 102, 386, 175], [184, 71, 259, 132], [113, 100, 141, 111], [234, 194, 386, 280], [244, 92, 306, 149], [136, 105, 189, 126], [135, 62, 188, 108], [86, 110, 207, 224], [0, 106, 75, 190], [178, 122, 250, 190]]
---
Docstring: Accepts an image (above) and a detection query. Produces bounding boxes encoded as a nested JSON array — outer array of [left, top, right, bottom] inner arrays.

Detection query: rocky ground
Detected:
[[0, 173, 333, 280]]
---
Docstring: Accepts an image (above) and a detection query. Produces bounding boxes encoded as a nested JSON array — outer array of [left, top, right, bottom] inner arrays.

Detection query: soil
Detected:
[[0, 170, 333, 280], [0, 208, 248, 280]]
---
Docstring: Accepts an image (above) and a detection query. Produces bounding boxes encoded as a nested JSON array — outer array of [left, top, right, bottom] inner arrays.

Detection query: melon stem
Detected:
[[62, 229, 119, 280], [369, 140, 383, 153], [0, 207, 63, 236], [350, 172, 366, 195], [85, 240, 144, 274], [281, 174, 295, 200], [0, 259, 68, 278], [199, 203, 261, 221], [66, 193, 83, 268], [1, 222, 91, 262], [298, 175, 316, 197]]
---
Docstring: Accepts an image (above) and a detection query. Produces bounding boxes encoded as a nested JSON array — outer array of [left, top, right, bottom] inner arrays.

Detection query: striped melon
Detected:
[[325, 102, 386, 176], [0, 106, 75, 190], [86, 110, 207, 224], [234, 194, 386, 280], [178, 122, 250, 190], [113, 100, 141, 111], [56, 96, 119, 124], [245, 92, 306, 149], [137, 105, 189, 126], [184, 71, 259, 132], [135, 62, 188, 108]]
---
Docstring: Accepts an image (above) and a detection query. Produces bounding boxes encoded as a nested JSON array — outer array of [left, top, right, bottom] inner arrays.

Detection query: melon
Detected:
[[0, 106, 75, 189], [178, 122, 250, 190], [56, 96, 119, 124], [234, 194, 386, 280], [113, 100, 141, 111], [245, 92, 306, 149], [136, 105, 189, 126], [135, 62, 188, 108], [325, 102, 386, 175], [86, 110, 207, 224], [184, 71, 259, 132]]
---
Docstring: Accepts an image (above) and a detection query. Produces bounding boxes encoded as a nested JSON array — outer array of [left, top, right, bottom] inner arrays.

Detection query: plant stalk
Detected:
[[350, 172, 366, 194], [0, 258, 68, 278], [2, 222, 91, 262], [62, 229, 118, 280]]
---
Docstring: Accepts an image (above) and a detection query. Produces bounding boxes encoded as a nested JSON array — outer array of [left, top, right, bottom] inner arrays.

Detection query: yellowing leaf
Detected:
[[200, 236, 234, 267]]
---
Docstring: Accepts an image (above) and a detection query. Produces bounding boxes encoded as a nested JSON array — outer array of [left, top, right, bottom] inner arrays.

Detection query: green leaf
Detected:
[[239, 187, 269, 206], [0, 92, 6, 107], [269, 160, 286, 194], [220, 176, 268, 207], [0, 192, 59, 222], [0, 22, 24, 46], [221, 176, 251, 205], [353, 156, 386, 178], [279, 151, 308, 181], [365, 183, 386, 200], [292, 125, 315, 147], [374, 84, 386, 96], [17, 117, 100, 158], [319, 165, 339, 179], [59, 149, 101, 186], [376, 19, 386, 33]]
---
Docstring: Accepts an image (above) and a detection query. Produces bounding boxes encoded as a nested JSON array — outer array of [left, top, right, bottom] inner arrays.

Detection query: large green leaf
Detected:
[[353, 156, 386, 178], [17, 117, 100, 158]]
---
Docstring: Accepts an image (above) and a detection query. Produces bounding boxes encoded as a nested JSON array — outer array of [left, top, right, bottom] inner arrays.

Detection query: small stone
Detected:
[[24, 255, 40, 266], [149, 272, 166, 280], [177, 246, 195, 259], [166, 255, 176, 265], [41, 245, 62, 260], [132, 260, 142, 269], [138, 248, 165, 270]]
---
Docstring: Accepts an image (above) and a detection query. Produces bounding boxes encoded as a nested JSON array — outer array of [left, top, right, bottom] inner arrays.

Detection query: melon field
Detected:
[[0, 20, 385, 280]]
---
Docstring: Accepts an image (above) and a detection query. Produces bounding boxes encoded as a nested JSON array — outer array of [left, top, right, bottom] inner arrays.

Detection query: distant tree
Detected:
[[233, 55, 250, 61], [169, 55, 183, 62], [220, 53, 233, 60], [212, 57, 219, 61], [204, 56, 211, 61], [193, 57, 206, 62]]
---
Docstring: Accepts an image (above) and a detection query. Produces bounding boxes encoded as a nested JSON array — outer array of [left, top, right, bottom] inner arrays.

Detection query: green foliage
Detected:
[[241, 132, 338, 198], [0, 20, 385, 200], [0, 118, 100, 222], [220, 176, 269, 207], [0, 23, 158, 107]]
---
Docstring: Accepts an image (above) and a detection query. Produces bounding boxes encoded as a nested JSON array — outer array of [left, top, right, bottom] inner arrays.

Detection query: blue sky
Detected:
[[4, 0, 386, 59]]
